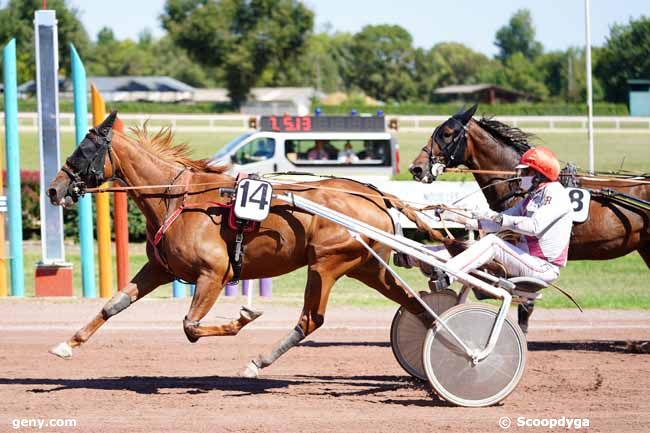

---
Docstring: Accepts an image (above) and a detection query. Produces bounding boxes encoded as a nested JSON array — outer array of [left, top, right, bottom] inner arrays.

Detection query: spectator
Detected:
[[307, 140, 329, 160], [337, 141, 359, 164], [357, 141, 377, 160]]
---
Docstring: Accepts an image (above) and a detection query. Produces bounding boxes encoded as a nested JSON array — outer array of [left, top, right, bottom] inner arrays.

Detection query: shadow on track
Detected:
[[0, 374, 450, 406], [528, 340, 650, 354]]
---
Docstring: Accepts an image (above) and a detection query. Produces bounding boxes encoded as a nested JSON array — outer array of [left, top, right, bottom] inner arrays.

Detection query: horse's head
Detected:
[[409, 104, 478, 183], [48, 111, 119, 208]]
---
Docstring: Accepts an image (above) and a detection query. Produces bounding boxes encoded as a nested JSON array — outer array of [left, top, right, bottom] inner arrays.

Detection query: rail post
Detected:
[[1, 39, 22, 296], [90, 85, 114, 298], [70, 43, 96, 297]]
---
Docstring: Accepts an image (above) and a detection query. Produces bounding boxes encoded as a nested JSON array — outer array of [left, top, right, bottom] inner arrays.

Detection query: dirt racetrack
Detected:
[[1, 299, 649, 433]]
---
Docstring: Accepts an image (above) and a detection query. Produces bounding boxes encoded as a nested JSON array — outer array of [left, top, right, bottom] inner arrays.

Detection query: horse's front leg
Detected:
[[49, 261, 173, 359], [182, 273, 263, 343]]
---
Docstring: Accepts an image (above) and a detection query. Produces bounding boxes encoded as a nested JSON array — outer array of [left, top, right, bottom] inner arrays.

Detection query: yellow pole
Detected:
[[0, 139, 7, 297], [91, 84, 113, 298]]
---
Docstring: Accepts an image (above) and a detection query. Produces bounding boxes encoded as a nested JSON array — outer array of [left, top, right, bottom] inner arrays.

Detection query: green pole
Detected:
[[70, 44, 96, 298], [2, 39, 25, 297]]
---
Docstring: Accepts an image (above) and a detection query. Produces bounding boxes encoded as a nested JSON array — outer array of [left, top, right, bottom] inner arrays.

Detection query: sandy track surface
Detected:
[[1, 299, 649, 433]]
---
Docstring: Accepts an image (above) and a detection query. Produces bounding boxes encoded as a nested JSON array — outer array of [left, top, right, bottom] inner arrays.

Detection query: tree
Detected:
[[0, 0, 90, 83], [499, 52, 548, 99], [494, 9, 543, 62], [348, 24, 416, 102], [161, 0, 314, 107], [595, 16, 650, 102]]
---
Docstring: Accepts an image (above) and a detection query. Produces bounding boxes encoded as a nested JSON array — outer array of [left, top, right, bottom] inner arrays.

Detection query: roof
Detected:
[[89, 76, 195, 92], [628, 79, 650, 85], [434, 84, 495, 94]]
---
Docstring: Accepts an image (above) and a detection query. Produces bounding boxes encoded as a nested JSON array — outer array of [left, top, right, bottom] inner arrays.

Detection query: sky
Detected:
[[69, 0, 648, 57]]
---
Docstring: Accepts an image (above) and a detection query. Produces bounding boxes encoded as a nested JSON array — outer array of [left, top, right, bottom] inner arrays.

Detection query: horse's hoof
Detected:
[[49, 342, 73, 359], [240, 306, 263, 322], [240, 361, 260, 378]]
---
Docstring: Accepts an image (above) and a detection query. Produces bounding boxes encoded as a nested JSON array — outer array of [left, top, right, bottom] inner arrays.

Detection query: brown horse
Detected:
[[409, 105, 650, 328], [46, 112, 439, 377]]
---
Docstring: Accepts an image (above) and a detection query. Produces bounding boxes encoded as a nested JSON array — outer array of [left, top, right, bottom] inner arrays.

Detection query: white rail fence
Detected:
[[2, 112, 649, 133]]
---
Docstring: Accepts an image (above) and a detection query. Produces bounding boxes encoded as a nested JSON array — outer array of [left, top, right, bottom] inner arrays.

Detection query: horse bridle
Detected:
[[424, 115, 529, 209], [61, 125, 116, 200], [425, 116, 469, 169]]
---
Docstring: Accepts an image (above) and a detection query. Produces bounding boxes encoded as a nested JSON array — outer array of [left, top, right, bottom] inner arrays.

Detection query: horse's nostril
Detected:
[[410, 166, 422, 176], [47, 188, 60, 200]]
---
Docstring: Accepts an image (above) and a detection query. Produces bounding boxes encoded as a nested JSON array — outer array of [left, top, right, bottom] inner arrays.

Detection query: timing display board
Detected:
[[260, 115, 385, 132]]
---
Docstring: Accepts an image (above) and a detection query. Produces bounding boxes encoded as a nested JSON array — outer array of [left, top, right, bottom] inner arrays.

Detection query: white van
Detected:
[[211, 115, 399, 180]]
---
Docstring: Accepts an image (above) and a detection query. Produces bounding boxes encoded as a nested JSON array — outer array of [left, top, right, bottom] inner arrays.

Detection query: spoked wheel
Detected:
[[423, 304, 527, 407], [390, 290, 458, 381]]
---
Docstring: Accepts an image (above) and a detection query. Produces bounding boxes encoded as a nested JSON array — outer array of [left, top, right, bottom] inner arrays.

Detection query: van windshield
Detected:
[[212, 132, 254, 159], [285, 139, 391, 166]]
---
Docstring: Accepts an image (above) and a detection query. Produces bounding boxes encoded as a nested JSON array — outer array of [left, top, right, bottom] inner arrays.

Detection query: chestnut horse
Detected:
[[409, 105, 650, 328], [47, 112, 440, 378]]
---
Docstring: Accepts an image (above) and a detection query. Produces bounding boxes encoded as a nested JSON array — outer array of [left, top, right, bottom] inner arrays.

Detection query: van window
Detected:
[[285, 139, 391, 166], [233, 137, 276, 165]]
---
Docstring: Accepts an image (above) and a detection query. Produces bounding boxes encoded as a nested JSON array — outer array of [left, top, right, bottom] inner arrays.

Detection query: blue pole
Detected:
[[172, 280, 186, 298], [2, 39, 25, 297], [70, 44, 96, 298]]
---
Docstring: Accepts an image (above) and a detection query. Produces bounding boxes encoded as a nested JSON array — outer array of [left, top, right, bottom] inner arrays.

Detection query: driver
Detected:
[[440, 147, 572, 284]]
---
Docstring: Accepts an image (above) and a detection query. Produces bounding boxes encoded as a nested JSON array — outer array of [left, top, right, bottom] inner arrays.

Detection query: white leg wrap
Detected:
[[49, 342, 73, 359], [240, 360, 260, 378]]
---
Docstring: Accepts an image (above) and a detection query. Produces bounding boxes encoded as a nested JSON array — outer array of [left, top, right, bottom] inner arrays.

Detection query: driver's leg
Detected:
[[445, 234, 559, 283]]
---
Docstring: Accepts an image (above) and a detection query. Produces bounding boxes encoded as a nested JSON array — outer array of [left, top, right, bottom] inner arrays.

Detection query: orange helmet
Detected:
[[516, 147, 561, 181]]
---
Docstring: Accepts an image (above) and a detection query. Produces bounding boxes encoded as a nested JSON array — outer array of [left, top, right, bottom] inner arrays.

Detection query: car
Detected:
[[211, 115, 399, 181]]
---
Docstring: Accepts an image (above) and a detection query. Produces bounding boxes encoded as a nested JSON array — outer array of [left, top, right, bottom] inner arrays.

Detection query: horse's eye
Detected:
[[443, 131, 453, 138]]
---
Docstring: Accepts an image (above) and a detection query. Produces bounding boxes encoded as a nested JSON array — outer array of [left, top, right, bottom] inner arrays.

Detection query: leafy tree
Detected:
[[291, 31, 353, 93], [349, 24, 416, 102], [595, 16, 650, 102], [161, 0, 314, 107], [499, 52, 548, 99], [0, 0, 90, 83], [494, 9, 543, 61]]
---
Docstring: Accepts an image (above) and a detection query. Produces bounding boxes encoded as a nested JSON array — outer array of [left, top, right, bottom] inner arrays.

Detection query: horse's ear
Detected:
[[98, 110, 118, 135], [458, 104, 478, 124]]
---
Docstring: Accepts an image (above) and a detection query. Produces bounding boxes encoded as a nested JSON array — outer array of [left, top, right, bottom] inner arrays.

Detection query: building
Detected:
[[194, 86, 324, 115], [17, 76, 194, 102], [86, 76, 195, 102], [628, 79, 650, 116], [432, 84, 537, 104]]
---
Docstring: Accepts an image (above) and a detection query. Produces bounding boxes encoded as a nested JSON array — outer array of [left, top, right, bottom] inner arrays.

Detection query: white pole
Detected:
[[585, 0, 595, 173]]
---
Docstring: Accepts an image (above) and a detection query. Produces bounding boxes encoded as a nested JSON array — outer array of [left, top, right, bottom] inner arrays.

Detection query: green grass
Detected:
[[19, 242, 650, 310], [13, 129, 650, 179]]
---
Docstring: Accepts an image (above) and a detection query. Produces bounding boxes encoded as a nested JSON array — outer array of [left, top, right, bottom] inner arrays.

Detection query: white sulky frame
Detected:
[[273, 191, 512, 364]]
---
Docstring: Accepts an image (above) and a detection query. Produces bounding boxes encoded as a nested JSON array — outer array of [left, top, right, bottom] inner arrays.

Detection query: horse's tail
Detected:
[[383, 194, 451, 245]]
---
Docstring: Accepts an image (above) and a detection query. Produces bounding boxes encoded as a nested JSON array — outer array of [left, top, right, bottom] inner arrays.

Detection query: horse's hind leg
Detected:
[[49, 261, 173, 359], [241, 260, 349, 378], [347, 253, 423, 316], [182, 273, 263, 342]]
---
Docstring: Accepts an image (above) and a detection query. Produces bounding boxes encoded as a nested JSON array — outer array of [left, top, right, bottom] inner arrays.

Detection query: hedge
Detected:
[[0, 98, 629, 116], [8, 170, 147, 242], [0, 98, 233, 114], [312, 102, 629, 116]]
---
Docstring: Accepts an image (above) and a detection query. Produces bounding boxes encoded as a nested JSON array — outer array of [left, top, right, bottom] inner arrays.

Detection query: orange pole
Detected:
[[113, 117, 129, 290], [91, 85, 113, 298]]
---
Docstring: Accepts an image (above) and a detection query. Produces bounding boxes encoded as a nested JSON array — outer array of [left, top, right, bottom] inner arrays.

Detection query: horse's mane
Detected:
[[123, 124, 229, 173], [476, 117, 533, 155]]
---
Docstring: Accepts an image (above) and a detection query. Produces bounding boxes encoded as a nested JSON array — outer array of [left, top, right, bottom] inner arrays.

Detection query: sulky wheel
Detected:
[[422, 304, 527, 407], [390, 290, 458, 381]]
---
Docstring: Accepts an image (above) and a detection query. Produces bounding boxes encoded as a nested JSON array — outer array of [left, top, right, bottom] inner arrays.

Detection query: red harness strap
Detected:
[[149, 174, 259, 273]]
